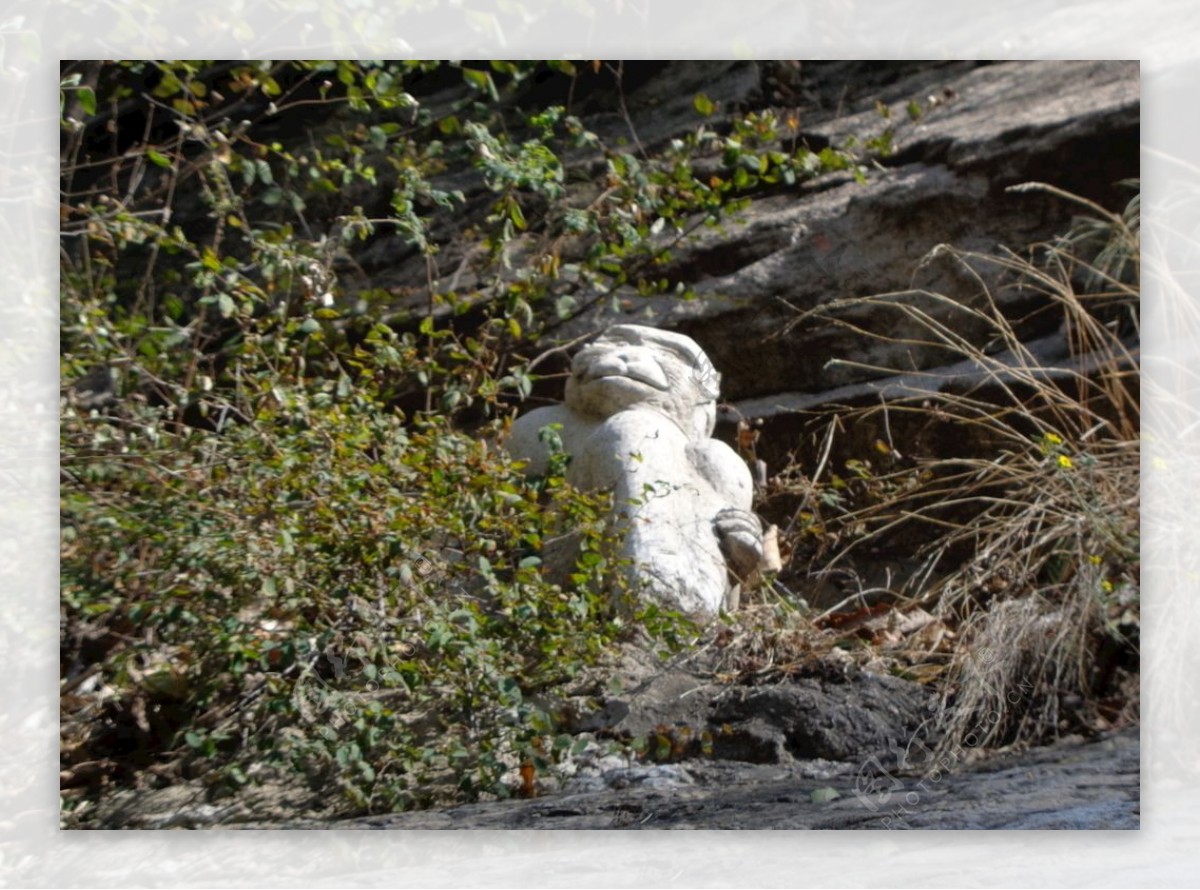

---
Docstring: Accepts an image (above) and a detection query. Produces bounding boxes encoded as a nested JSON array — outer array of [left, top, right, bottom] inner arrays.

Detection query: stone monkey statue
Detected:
[[505, 324, 764, 615]]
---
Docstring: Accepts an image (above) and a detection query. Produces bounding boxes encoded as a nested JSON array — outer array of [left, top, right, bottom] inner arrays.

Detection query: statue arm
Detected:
[[688, 439, 764, 579], [687, 438, 754, 511]]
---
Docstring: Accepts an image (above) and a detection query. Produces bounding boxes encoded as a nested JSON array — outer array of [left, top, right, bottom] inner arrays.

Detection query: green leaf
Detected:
[[82, 602, 115, 616], [507, 198, 527, 231], [555, 295, 577, 319], [693, 93, 716, 117], [810, 787, 842, 804], [499, 677, 522, 704], [77, 87, 96, 116], [199, 247, 223, 272], [462, 67, 498, 101], [146, 149, 172, 168]]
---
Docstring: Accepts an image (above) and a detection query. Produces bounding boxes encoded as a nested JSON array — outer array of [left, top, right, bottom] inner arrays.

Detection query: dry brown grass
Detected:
[[768, 183, 1141, 754]]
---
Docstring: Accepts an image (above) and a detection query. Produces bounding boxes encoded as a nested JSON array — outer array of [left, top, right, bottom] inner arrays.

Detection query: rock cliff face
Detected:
[[346, 59, 1137, 485], [350, 60, 1137, 403], [544, 61, 1139, 404]]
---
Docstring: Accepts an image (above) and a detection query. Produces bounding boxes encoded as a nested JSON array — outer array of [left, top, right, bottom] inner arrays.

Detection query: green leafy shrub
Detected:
[[60, 254, 636, 817], [59, 60, 898, 825], [57, 62, 598, 823]]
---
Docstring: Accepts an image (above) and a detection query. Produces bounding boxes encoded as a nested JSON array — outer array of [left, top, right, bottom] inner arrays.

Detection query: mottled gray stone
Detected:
[[285, 728, 1139, 830]]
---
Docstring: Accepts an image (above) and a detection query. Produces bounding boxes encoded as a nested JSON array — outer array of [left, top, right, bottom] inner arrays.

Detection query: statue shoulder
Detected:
[[507, 404, 595, 476]]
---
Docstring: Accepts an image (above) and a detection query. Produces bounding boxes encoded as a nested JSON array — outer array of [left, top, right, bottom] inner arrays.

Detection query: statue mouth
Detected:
[[577, 354, 670, 391], [583, 368, 668, 391]]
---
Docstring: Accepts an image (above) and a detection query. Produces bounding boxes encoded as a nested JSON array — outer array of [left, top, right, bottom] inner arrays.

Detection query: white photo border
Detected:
[[9, 1, 1199, 885]]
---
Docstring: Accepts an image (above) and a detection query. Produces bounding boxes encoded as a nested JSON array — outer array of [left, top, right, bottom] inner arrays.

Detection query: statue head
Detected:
[[564, 324, 721, 441]]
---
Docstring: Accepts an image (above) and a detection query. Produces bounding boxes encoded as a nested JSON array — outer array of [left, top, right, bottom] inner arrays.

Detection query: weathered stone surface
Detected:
[[102, 635, 1135, 831], [555, 641, 936, 766], [710, 676, 935, 762], [329, 61, 1136, 414], [248, 728, 1138, 830], [505, 324, 763, 615], [540, 60, 1138, 403]]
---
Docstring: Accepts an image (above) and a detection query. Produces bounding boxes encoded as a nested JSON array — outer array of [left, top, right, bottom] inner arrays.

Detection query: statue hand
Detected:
[[714, 507, 764, 579]]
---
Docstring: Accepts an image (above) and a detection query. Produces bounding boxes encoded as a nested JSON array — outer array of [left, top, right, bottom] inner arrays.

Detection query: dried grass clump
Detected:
[[709, 598, 834, 681], [784, 183, 1140, 754]]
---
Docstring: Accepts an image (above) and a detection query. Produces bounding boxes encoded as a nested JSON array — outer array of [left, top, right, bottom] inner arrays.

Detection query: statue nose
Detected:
[[586, 353, 628, 378]]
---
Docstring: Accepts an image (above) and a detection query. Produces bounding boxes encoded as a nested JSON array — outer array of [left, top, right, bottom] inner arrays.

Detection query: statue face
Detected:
[[564, 325, 719, 440]]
